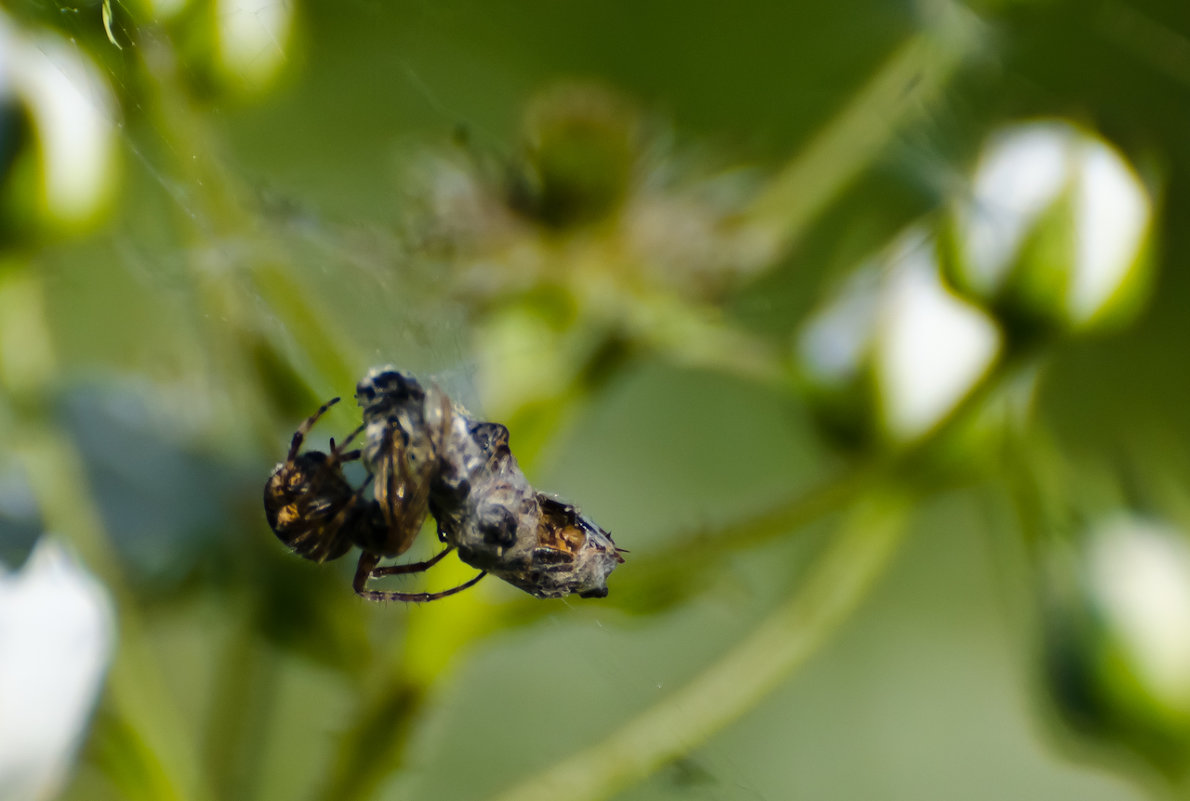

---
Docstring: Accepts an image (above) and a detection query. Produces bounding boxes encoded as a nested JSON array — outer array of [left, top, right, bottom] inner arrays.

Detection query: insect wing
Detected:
[[369, 425, 430, 556], [369, 387, 454, 557]]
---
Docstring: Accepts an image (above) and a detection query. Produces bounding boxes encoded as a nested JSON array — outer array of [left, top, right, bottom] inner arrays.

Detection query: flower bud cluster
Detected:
[[796, 120, 1154, 451]]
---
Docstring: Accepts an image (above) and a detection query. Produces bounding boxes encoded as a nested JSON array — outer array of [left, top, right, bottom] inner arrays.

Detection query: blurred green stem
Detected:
[[627, 292, 789, 389], [313, 677, 428, 801], [591, 463, 878, 615], [134, 35, 358, 444], [314, 561, 504, 801], [741, 0, 980, 257], [203, 594, 281, 801], [489, 485, 912, 801]]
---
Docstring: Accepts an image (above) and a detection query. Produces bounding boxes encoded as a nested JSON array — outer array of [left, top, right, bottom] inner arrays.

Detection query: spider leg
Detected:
[[301, 423, 367, 503], [288, 397, 341, 461], [325, 422, 367, 469], [357, 572, 487, 603], [330, 423, 367, 454], [353, 551, 382, 589], [353, 550, 486, 602], [369, 546, 454, 577]]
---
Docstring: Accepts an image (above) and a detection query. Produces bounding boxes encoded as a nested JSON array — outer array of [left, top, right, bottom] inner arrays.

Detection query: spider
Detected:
[[263, 396, 486, 602], [266, 367, 623, 602]]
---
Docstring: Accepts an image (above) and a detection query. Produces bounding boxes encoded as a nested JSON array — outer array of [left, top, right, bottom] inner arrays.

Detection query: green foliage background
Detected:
[[4, 0, 1190, 800]]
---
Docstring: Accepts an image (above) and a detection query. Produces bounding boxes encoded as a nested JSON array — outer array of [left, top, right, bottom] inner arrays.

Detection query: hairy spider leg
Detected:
[[287, 397, 366, 470], [369, 545, 455, 577], [295, 417, 367, 510], [282, 398, 366, 505], [287, 396, 342, 462], [352, 549, 487, 602], [326, 420, 367, 465], [283, 417, 373, 560]]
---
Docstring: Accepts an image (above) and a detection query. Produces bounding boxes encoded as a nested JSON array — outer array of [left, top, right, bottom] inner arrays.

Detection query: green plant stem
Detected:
[[202, 594, 282, 801], [313, 560, 504, 801], [313, 678, 428, 801], [488, 485, 912, 801], [574, 463, 878, 617], [135, 35, 358, 444], [626, 291, 790, 389], [315, 445, 872, 798], [741, 1, 980, 258]]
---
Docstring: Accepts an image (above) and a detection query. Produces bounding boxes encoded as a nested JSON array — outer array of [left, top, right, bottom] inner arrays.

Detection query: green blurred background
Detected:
[[4, 0, 1190, 799]]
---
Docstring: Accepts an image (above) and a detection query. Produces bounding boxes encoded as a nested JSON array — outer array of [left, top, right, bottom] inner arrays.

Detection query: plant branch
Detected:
[[740, 2, 981, 258], [488, 485, 912, 801]]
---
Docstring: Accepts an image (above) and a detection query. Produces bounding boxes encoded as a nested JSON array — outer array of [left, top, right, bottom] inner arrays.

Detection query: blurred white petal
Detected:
[[798, 229, 1001, 445], [798, 269, 881, 385], [216, 0, 294, 91], [0, 541, 115, 801], [951, 120, 1153, 332], [1070, 144, 1150, 325], [876, 246, 1000, 441], [963, 123, 1070, 292], [1088, 516, 1190, 714], [1, 21, 118, 225]]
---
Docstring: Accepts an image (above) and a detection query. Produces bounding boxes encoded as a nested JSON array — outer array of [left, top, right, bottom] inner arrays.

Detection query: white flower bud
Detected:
[[944, 120, 1153, 336], [798, 229, 1001, 447], [214, 0, 296, 93], [1089, 517, 1190, 716], [1042, 514, 1190, 776]]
